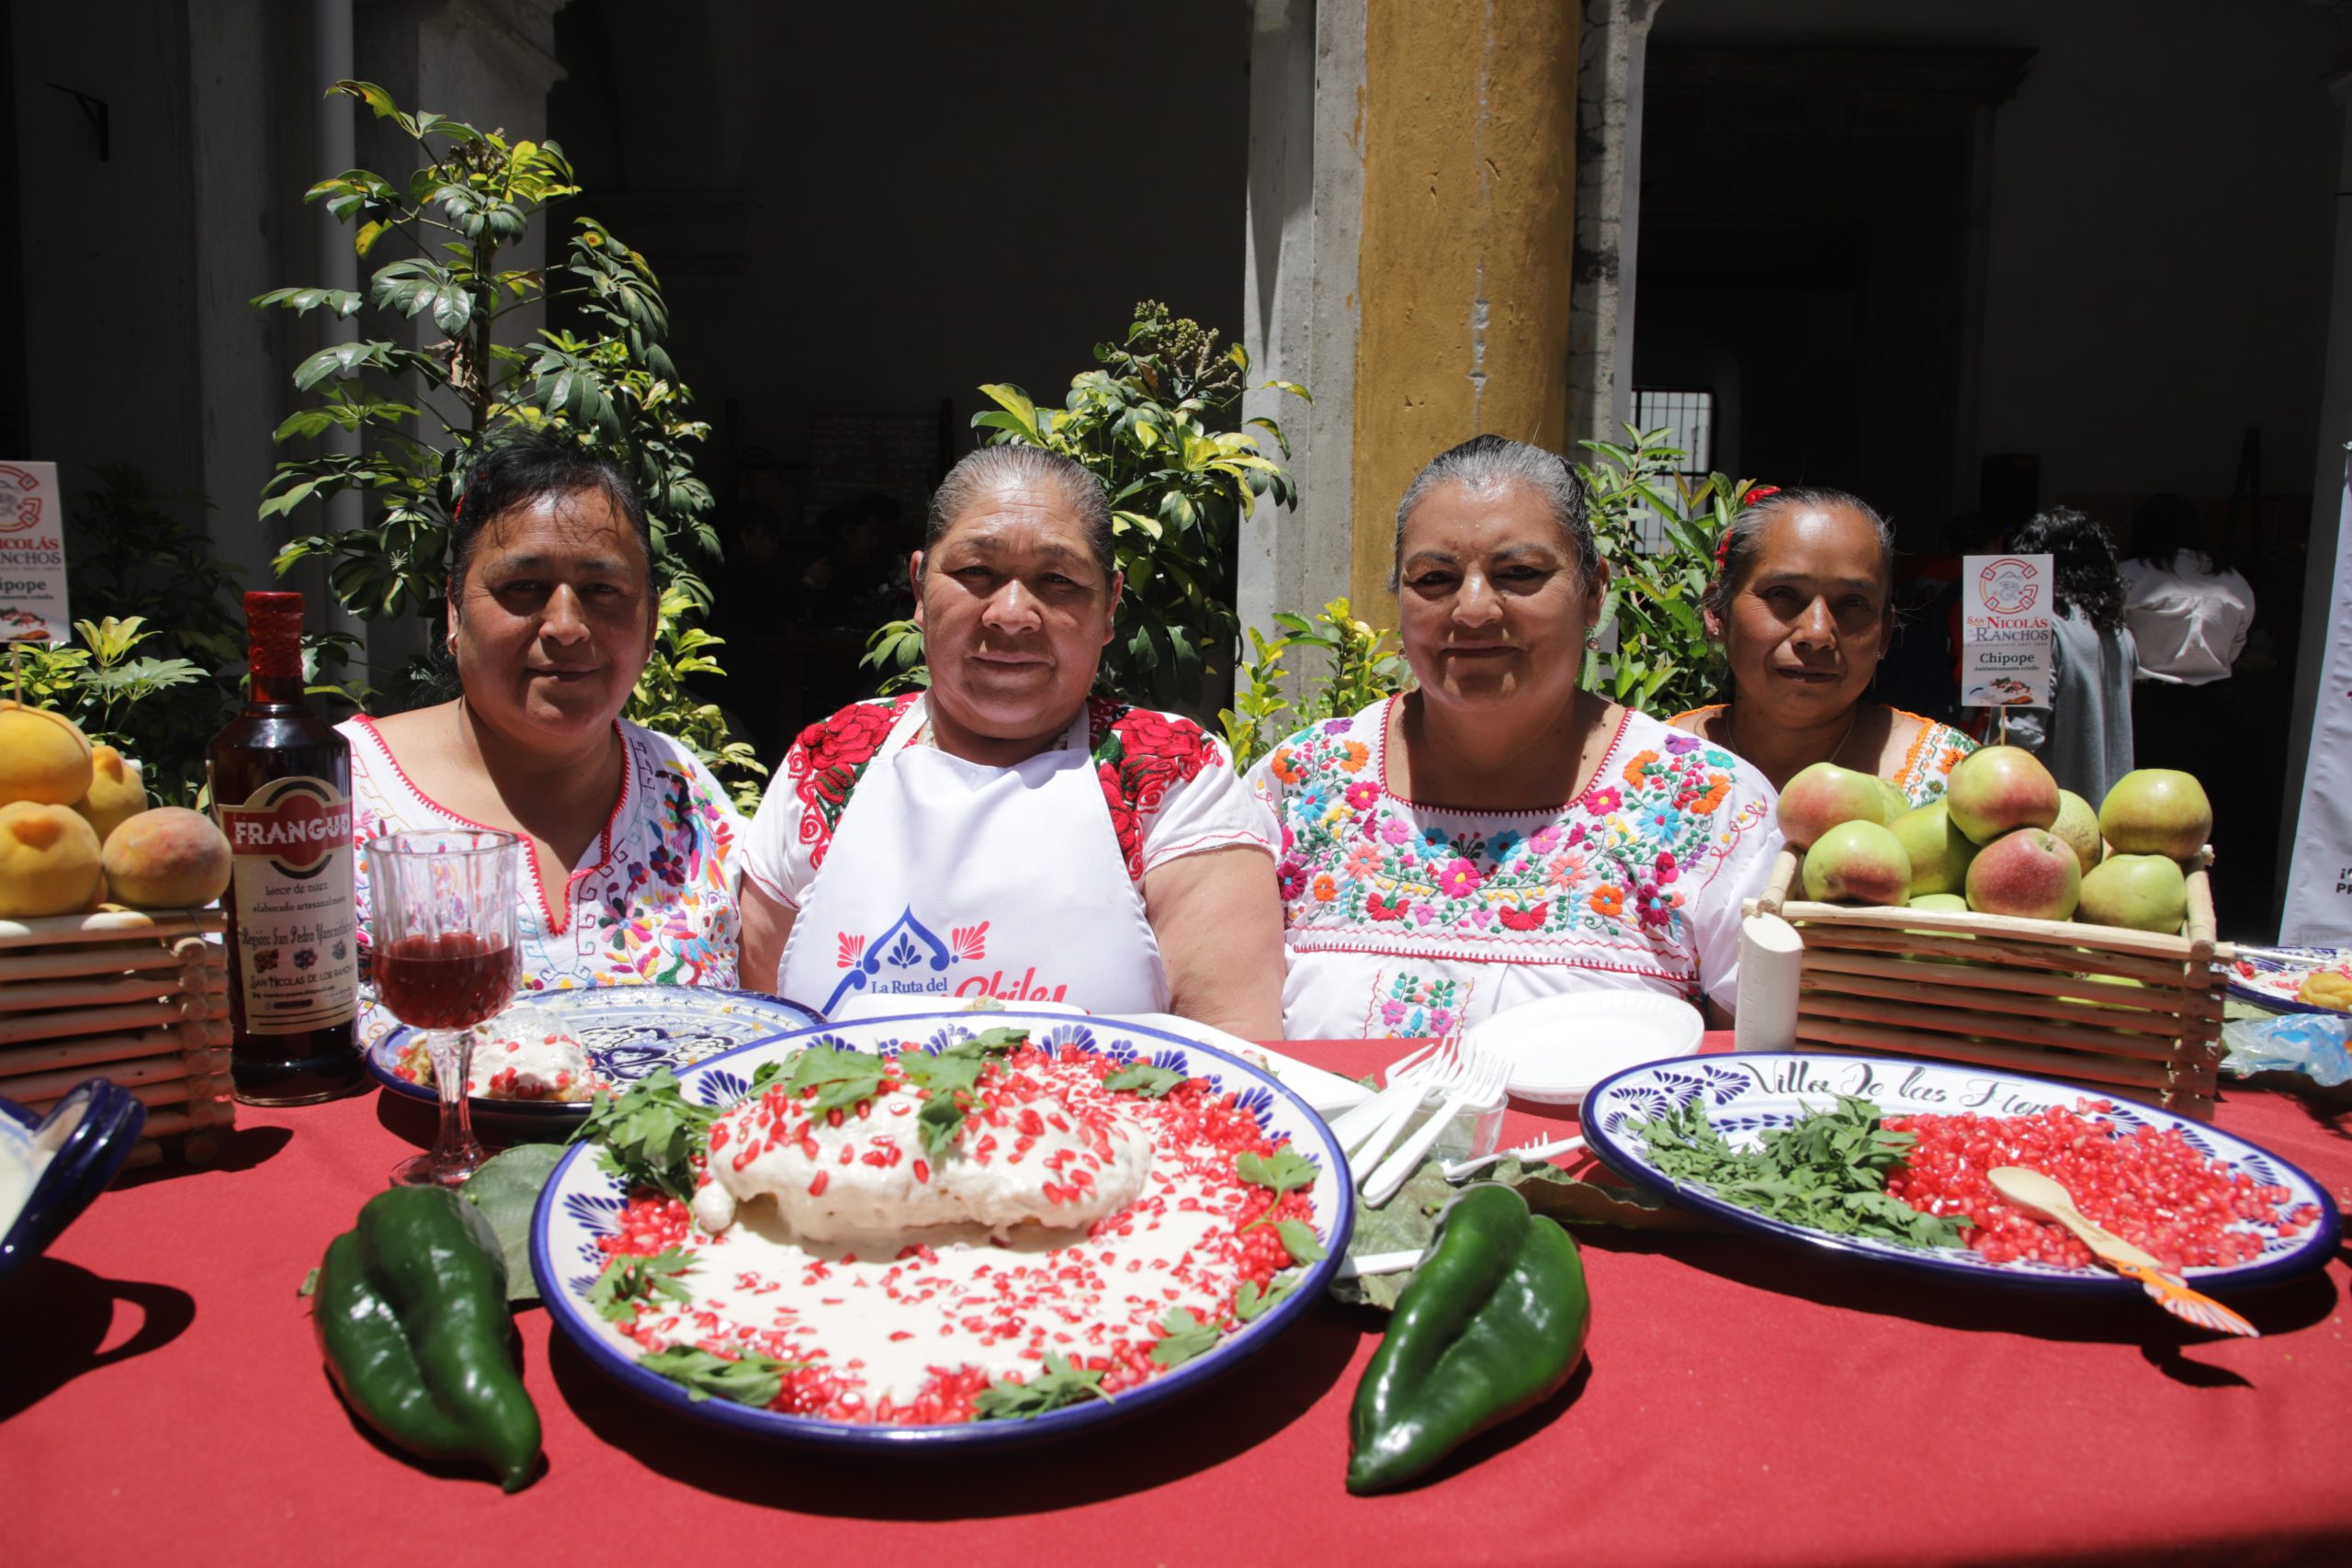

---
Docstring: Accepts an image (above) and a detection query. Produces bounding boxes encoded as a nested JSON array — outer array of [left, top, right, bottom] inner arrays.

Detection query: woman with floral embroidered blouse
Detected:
[[1248, 435, 1782, 1041], [1667, 488, 1974, 804], [736, 445, 1283, 1037], [343, 429, 748, 1048]]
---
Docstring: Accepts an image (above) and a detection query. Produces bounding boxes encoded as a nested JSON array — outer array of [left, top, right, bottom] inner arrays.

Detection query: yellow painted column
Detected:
[[1350, 0, 1581, 614]]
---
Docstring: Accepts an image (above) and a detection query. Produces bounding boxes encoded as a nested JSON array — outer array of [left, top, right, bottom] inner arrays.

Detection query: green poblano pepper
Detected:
[[313, 1186, 542, 1492], [1347, 1182, 1590, 1495]]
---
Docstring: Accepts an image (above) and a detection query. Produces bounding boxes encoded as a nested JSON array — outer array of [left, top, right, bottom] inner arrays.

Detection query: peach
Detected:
[[0, 800, 106, 918], [1890, 800, 1977, 897], [2098, 770, 2212, 861], [0, 700, 95, 807], [1778, 761, 1892, 850], [1801, 819, 1913, 906], [1908, 893, 1969, 912], [74, 745, 150, 846], [102, 807, 232, 908], [1964, 828, 2081, 921], [1943, 746, 2061, 846]]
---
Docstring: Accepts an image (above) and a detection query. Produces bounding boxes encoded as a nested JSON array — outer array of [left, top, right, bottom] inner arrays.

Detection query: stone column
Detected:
[[1566, 0, 1657, 456], [1241, 0, 1581, 632]]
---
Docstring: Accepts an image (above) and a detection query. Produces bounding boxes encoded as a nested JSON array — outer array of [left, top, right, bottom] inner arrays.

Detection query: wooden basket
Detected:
[[1747, 848, 2232, 1118], [0, 908, 236, 1168]]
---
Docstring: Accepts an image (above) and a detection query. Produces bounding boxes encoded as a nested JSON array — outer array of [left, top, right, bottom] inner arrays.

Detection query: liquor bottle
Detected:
[[209, 591, 364, 1104]]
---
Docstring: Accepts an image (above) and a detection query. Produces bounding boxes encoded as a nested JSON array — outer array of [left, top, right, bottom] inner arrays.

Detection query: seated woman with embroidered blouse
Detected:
[[1248, 435, 1781, 1041], [1668, 487, 1975, 805], [345, 429, 748, 1047], [736, 445, 1284, 1039]]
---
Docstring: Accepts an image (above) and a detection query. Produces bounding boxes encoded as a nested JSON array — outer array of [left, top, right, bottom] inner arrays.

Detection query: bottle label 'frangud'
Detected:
[[217, 774, 357, 1033]]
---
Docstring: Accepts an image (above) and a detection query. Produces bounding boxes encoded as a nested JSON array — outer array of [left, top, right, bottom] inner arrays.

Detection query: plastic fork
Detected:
[[1441, 1131, 1588, 1183], [1326, 1037, 1451, 1154], [1347, 1048, 1469, 1182], [1363, 1051, 1511, 1206]]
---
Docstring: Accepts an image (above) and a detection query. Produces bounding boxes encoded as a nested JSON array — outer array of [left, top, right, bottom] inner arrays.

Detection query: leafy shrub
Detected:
[[863, 302, 1308, 715], [254, 82, 760, 803], [1218, 598, 1409, 771]]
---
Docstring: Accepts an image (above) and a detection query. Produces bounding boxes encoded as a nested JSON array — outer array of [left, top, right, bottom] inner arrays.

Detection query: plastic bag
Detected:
[[2221, 1012, 2352, 1087]]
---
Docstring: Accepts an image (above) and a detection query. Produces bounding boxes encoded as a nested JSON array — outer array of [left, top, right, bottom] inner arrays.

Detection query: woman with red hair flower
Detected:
[[737, 446, 1282, 1036], [1668, 487, 1974, 803]]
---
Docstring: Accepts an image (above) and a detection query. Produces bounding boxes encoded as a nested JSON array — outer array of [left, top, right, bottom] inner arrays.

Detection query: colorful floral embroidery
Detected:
[[346, 720, 745, 1048], [785, 694, 920, 870], [1374, 971, 1466, 1039], [1087, 699, 1223, 882], [1263, 702, 1769, 966]]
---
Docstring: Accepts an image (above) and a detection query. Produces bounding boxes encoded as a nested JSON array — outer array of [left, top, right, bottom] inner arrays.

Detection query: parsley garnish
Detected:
[[1274, 1219, 1328, 1266], [1236, 1145, 1320, 1233], [637, 1345, 800, 1406], [1236, 1146, 1318, 1198], [971, 1351, 1114, 1419], [1629, 1093, 1973, 1249], [897, 1028, 1030, 1159], [574, 1068, 716, 1203], [587, 1247, 695, 1325], [1102, 1061, 1187, 1098], [1235, 1271, 1304, 1323], [1148, 1307, 1224, 1368], [782, 1042, 890, 1117]]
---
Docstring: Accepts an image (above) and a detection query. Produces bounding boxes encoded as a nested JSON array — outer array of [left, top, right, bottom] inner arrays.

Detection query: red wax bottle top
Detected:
[[243, 591, 306, 680]]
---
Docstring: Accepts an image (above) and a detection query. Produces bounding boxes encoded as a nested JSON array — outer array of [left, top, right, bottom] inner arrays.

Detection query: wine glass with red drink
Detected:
[[365, 829, 524, 1186]]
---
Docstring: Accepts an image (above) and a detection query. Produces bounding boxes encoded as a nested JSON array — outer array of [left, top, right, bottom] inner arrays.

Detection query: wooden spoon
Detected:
[[1988, 1166, 2258, 1337]]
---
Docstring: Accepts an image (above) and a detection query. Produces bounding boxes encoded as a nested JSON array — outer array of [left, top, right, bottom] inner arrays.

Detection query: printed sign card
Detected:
[[1960, 553, 2053, 708], [0, 461, 68, 643]]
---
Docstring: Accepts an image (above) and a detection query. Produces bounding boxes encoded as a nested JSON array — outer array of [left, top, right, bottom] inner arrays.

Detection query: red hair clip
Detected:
[[1715, 484, 1781, 572]]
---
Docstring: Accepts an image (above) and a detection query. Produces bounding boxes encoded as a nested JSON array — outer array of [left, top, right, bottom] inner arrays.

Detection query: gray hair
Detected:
[[925, 445, 1114, 581], [1700, 486, 1896, 626], [1390, 434, 1599, 590]]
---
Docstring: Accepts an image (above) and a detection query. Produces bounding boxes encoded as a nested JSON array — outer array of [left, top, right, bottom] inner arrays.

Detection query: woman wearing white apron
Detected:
[[738, 446, 1283, 1038]]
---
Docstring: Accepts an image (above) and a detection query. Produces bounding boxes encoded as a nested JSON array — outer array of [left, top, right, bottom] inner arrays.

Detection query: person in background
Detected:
[[2002, 507, 2136, 802], [2120, 493, 2255, 776], [736, 445, 1283, 1036], [1669, 488, 1975, 805], [1251, 435, 1780, 1039], [345, 428, 748, 1047]]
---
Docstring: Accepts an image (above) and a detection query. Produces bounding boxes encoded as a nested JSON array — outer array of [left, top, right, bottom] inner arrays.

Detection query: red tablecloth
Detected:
[[5, 1038, 2348, 1568]]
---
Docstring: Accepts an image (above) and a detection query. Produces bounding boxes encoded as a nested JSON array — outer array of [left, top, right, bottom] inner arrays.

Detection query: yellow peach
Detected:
[[0, 800, 106, 918], [74, 745, 150, 845], [101, 807, 232, 908], [0, 700, 95, 807]]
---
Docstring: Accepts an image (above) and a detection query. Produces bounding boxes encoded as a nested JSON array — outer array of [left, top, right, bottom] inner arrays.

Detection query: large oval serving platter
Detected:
[[535, 1010, 1354, 1448], [368, 986, 820, 1124], [1583, 1052, 2338, 1295]]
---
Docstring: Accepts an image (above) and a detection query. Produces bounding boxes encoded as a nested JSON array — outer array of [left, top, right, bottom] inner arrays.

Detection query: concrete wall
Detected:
[[1653, 0, 2347, 513]]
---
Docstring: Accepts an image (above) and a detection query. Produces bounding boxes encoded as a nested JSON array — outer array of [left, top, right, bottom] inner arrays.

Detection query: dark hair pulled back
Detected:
[[449, 426, 654, 589]]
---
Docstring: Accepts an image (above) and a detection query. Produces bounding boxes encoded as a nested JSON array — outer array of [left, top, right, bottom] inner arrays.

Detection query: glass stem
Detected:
[[429, 1028, 485, 1179]]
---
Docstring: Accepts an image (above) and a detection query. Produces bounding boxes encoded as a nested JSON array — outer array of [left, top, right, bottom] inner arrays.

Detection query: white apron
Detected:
[[775, 704, 1170, 1019]]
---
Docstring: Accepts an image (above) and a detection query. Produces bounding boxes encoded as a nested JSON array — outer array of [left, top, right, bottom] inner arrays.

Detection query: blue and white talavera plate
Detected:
[[368, 985, 820, 1122], [533, 1010, 1355, 1449], [1583, 1052, 2340, 1295], [2226, 945, 2352, 1015], [1, 1078, 147, 1279]]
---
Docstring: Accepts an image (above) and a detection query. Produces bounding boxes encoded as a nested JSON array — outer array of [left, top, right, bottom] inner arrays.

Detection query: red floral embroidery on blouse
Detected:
[[786, 694, 919, 870], [1087, 698, 1222, 881]]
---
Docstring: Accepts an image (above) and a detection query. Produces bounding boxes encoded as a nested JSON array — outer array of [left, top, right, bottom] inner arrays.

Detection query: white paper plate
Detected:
[[1467, 991, 1705, 1105]]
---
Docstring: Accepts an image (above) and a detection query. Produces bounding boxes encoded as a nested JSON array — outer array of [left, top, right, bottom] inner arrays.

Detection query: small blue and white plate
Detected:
[[368, 985, 820, 1123], [2226, 945, 2352, 1016], [534, 1010, 1353, 1448], [1, 1078, 147, 1278], [1582, 1052, 2338, 1295]]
